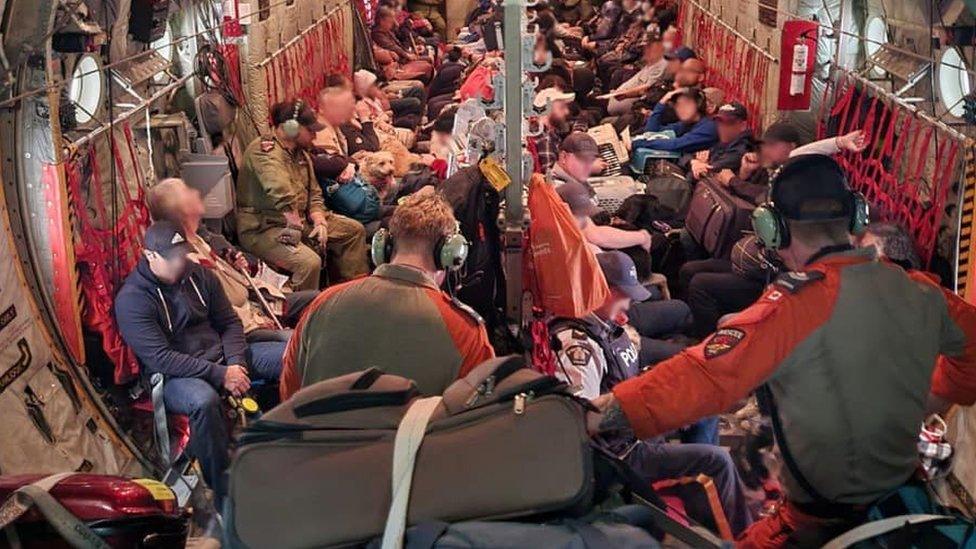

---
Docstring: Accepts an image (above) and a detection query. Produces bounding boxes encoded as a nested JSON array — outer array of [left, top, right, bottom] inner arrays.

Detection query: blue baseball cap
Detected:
[[664, 46, 697, 62], [597, 251, 652, 302]]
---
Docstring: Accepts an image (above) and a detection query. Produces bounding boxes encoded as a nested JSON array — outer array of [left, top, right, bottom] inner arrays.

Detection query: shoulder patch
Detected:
[[260, 139, 275, 152], [773, 270, 825, 294], [449, 296, 484, 325], [565, 344, 593, 367], [703, 328, 746, 359]]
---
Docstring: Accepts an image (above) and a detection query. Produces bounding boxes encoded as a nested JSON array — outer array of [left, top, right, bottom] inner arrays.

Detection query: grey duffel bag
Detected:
[[369, 505, 661, 549], [224, 356, 593, 548]]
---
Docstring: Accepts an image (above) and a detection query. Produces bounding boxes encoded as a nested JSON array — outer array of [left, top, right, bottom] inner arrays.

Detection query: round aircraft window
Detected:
[[68, 54, 104, 126], [938, 48, 972, 118], [865, 17, 887, 76]]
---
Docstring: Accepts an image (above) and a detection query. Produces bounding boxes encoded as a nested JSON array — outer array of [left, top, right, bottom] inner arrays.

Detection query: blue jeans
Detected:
[[162, 341, 286, 506], [626, 440, 753, 536]]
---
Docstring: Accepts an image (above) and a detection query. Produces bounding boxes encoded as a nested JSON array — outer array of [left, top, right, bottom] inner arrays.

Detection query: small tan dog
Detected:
[[357, 150, 397, 200]]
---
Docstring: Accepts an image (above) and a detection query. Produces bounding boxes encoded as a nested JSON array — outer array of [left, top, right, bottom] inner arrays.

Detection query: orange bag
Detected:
[[526, 173, 610, 318]]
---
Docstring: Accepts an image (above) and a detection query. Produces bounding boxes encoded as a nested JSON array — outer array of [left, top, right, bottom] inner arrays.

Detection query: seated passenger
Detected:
[[631, 87, 717, 155], [857, 222, 921, 271], [689, 101, 755, 181], [237, 99, 368, 291], [714, 124, 867, 205], [529, 87, 576, 174], [550, 251, 752, 535], [146, 178, 317, 336], [353, 69, 422, 132], [551, 134, 653, 252], [371, 7, 433, 83], [115, 221, 284, 507], [279, 194, 495, 400], [607, 38, 667, 116]]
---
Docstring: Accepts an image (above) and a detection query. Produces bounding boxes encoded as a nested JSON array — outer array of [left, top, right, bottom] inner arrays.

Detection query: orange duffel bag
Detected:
[[526, 173, 610, 318]]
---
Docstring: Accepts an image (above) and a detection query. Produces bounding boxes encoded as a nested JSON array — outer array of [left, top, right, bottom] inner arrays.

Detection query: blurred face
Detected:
[[673, 96, 699, 122], [643, 42, 664, 64], [321, 90, 357, 126], [665, 58, 681, 75], [858, 232, 885, 257], [716, 119, 747, 144], [598, 289, 633, 321], [560, 151, 596, 182], [548, 99, 570, 125], [179, 186, 206, 229], [533, 39, 549, 65], [760, 140, 795, 167], [622, 0, 639, 11], [378, 14, 394, 31], [676, 59, 705, 86], [295, 125, 315, 149], [145, 249, 189, 284]]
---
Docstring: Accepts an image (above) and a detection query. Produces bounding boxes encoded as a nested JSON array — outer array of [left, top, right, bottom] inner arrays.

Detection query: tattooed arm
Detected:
[[586, 394, 632, 436]]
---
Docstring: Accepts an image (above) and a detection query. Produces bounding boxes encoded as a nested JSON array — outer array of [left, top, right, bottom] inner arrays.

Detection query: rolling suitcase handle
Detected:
[[0, 473, 110, 549]]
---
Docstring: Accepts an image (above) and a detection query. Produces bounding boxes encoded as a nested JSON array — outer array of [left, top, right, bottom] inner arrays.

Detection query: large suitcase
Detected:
[[684, 178, 755, 259], [225, 356, 593, 548], [0, 473, 188, 549]]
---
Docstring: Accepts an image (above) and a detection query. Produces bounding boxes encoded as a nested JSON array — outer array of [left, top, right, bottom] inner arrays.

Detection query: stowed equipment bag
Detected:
[[224, 356, 593, 548]]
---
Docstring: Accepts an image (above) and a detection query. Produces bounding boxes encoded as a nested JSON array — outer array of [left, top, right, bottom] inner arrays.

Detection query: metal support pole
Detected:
[[502, 0, 526, 326]]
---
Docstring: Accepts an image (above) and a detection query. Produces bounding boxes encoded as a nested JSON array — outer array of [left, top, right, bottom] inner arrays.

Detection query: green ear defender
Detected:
[[751, 204, 789, 250], [370, 228, 469, 271], [751, 192, 870, 250], [281, 100, 303, 139]]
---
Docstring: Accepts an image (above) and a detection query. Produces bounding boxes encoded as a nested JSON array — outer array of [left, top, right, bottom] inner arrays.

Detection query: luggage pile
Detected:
[[223, 356, 727, 548]]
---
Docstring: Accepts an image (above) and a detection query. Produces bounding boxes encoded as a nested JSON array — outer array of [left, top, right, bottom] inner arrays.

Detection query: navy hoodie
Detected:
[[114, 258, 247, 387], [633, 103, 718, 155]]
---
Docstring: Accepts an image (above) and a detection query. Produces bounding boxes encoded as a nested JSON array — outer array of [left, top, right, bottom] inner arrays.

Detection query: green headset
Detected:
[[371, 225, 469, 271], [751, 157, 870, 250], [281, 100, 304, 139]]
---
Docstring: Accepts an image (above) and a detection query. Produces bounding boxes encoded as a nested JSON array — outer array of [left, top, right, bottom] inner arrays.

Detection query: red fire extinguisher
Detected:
[[778, 21, 819, 110]]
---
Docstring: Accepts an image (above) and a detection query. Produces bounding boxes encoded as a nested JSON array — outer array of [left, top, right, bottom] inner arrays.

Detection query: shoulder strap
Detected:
[[0, 473, 110, 549], [756, 384, 830, 504], [822, 514, 955, 549], [381, 396, 443, 549]]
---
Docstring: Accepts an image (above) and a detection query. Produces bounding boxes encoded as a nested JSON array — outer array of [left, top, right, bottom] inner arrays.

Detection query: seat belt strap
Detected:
[[822, 514, 954, 549], [150, 373, 171, 468], [0, 473, 110, 549], [381, 396, 443, 549]]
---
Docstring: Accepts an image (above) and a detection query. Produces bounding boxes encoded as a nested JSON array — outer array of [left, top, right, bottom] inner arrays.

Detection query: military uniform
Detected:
[[236, 135, 368, 290]]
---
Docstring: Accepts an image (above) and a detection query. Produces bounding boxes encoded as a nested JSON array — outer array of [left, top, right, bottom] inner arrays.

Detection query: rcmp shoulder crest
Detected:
[[773, 270, 825, 294], [565, 344, 593, 367], [703, 328, 746, 359]]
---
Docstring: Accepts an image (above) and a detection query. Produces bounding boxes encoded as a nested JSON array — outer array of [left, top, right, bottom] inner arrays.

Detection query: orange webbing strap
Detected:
[[653, 474, 734, 541]]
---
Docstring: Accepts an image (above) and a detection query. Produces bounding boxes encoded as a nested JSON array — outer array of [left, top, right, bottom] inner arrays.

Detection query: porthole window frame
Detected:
[[938, 48, 972, 118], [67, 54, 105, 127]]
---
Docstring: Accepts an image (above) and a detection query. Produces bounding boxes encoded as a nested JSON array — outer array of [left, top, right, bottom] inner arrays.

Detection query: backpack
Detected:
[[614, 194, 678, 233], [323, 176, 381, 224]]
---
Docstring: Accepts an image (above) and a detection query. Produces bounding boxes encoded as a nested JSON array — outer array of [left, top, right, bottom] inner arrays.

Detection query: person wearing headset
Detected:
[[236, 99, 368, 292], [278, 193, 495, 401], [586, 155, 976, 547]]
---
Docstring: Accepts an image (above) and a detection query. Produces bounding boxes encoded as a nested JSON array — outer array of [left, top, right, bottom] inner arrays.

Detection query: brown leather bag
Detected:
[[225, 356, 593, 548]]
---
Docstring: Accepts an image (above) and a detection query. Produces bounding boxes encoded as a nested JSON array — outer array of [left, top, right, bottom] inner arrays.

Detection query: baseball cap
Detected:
[[559, 131, 600, 160], [270, 99, 325, 132], [761, 121, 803, 145], [597, 251, 653, 302], [556, 180, 600, 217], [770, 155, 854, 221], [534, 87, 576, 110], [664, 46, 696, 61], [144, 220, 191, 259], [714, 101, 748, 123]]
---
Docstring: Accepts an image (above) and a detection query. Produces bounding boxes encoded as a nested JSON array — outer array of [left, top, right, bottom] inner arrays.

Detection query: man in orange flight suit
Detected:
[[279, 193, 494, 400], [587, 155, 976, 547]]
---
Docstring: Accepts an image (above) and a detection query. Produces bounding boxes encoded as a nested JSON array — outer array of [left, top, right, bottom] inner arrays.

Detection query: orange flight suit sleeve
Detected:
[[612, 276, 837, 440], [428, 289, 496, 379], [910, 271, 976, 405]]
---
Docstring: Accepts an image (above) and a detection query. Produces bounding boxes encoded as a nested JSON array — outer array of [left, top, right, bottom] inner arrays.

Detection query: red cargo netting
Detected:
[[684, 3, 772, 134], [817, 71, 964, 266], [264, 4, 351, 117]]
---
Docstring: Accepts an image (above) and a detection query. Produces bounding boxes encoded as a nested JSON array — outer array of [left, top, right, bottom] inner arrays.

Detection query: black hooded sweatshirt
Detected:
[[114, 258, 246, 387]]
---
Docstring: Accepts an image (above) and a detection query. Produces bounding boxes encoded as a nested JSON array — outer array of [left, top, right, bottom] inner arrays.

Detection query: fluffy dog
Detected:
[[358, 150, 397, 200]]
